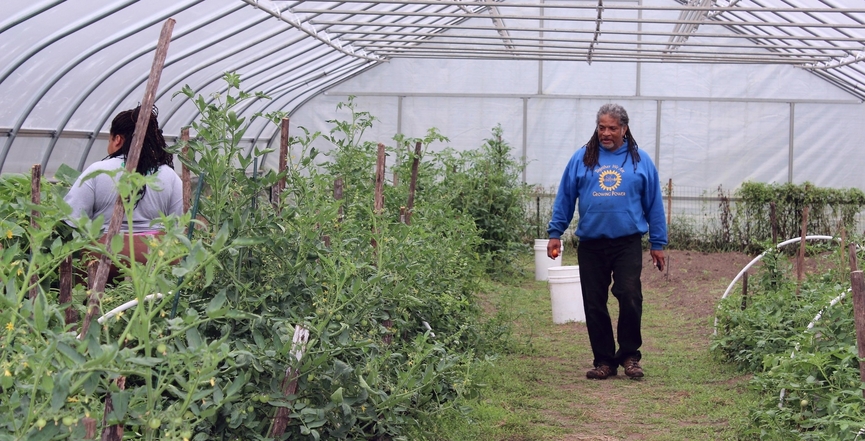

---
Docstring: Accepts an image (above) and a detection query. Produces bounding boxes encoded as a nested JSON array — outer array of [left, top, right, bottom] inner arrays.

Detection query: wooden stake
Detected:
[[851, 243, 859, 273], [404, 141, 421, 225], [270, 325, 310, 438], [59, 256, 78, 329], [663, 254, 670, 281], [840, 223, 848, 275], [372, 143, 385, 249], [770, 201, 777, 245], [796, 205, 809, 297], [275, 117, 290, 205], [29, 164, 40, 300], [850, 270, 865, 398], [79, 18, 175, 340], [101, 377, 126, 441], [666, 178, 672, 227], [82, 417, 97, 439], [374, 143, 385, 216]]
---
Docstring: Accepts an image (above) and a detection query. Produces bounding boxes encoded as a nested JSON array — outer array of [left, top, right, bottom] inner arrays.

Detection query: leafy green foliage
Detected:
[[436, 124, 532, 277], [713, 241, 865, 439], [167, 89, 500, 439], [0, 78, 518, 440], [0, 158, 234, 441], [734, 182, 865, 253]]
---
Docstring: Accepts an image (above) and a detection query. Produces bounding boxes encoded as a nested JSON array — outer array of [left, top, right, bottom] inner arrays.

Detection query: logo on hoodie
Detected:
[[597, 165, 623, 192]]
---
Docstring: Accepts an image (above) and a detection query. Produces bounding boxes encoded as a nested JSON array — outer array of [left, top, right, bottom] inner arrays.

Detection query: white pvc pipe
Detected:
[[713, 235, 837, 335], [75, 293, 165, 339], [97, 293, 164, 324]]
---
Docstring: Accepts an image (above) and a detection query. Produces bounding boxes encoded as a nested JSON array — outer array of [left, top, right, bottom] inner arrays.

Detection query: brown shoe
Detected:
[[586, 364, 617, 380], [622, 358, 644, 378]]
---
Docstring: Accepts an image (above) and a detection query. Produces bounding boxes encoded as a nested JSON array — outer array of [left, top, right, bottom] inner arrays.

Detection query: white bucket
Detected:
[[534, 239, 562, 281], [548, 265, 585, 324]]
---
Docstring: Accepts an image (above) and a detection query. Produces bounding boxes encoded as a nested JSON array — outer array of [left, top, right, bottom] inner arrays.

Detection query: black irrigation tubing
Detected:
[[170, 171, 207, 319]]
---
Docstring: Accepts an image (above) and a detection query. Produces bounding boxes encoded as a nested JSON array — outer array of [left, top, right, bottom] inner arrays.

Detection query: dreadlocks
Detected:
[[582, 103, 641, 173], [106, 105, 174, 204]]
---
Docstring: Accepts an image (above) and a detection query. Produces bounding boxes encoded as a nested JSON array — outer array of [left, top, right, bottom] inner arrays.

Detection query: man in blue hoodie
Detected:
[[546, 103, 667, 380]]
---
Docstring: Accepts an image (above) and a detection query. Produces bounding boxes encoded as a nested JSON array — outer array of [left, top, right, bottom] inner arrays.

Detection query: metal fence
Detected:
[[526, 183, 865, 247]]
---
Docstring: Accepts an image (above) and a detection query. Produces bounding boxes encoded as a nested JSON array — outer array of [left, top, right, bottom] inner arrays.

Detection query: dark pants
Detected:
[[577, 233, 643, 368]]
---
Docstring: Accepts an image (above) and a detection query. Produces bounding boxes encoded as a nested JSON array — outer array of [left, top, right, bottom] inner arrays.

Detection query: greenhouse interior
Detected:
[[4, 0, 865, 440]]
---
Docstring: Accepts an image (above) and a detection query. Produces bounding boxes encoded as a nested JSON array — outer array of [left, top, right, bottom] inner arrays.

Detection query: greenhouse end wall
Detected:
[[289, 57, 865, 195]]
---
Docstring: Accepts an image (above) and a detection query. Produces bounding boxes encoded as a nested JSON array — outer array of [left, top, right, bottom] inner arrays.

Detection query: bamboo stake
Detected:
[[181, 127, 191, 213], [850, 270, 865, 398], [404, 140, 421, 225], [79, 18, 175, 340], [29, 164, 41, 300]]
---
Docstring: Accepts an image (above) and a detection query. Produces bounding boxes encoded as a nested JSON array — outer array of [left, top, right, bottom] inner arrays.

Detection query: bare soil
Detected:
[[488, 247, 844, 440], [526, 249, 757, 441]]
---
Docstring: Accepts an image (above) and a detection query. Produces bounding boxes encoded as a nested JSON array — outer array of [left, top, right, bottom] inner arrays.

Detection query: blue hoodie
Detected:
[[547, 140, 668, 250]]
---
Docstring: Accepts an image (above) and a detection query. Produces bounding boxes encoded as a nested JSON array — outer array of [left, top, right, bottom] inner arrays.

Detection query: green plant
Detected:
[[713, 240, 865, 439], [440, 124, 532, 277], [1, 79, 522, 441], [171, 86, 497, 440], [0, 160, 239, 441], [733, 182, 865, 250]]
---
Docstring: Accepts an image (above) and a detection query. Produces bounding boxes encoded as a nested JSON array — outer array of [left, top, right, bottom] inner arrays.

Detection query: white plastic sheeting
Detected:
[[1, 0, 865, 195], [296, 55, 863, 191]]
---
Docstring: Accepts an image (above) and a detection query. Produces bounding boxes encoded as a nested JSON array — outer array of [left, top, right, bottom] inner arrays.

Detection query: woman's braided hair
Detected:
[[106, 105, 174, 204], [582, 103, 641, 173]]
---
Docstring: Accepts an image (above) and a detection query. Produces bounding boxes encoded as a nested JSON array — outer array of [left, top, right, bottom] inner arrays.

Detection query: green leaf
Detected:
[[187, 328, 203, 350], [57, 342, 86, 366], [110, 234, 124, 254], [206, 289, 227, 315], [105, 390, 130, 424], [32, 292, 47, 332], [54, 164, 81, 186], [49, 372, 71, 411], [83, 372, 99, 395], [333, 359, 352, 377], [330, 387, 344, 404], [127, 356, 163, 367], [223, 378, 244, 400], [213, 385, 224, 404], [252, 329, 266, 348]]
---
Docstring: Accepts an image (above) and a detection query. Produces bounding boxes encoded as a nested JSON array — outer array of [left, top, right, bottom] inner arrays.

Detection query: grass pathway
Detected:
[[441, 251, 760, 441]]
